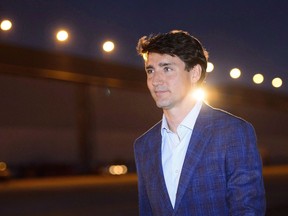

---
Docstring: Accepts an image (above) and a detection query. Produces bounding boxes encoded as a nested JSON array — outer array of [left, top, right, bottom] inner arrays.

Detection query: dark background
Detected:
[[1, 0, 287, 93], [0, 1, 287, 215]]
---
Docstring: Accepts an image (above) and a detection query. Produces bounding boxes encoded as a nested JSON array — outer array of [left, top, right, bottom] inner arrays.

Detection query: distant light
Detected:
[[0, 162, 7, 171], [230, 68, 241, 79], [105, 88, 111, 96], [0, 19, 12, 31], [192, 88, 206, 101], [56, 30, 69, 42], [272, 77, 283, 88], [109, 165, 128, 175], [206, 62, 214, 73], [253, 73, 264, 84], [103, 41, 115, 52]]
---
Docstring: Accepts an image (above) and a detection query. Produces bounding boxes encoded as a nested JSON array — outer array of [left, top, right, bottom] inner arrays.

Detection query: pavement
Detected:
[[0, 166, 287, 216]]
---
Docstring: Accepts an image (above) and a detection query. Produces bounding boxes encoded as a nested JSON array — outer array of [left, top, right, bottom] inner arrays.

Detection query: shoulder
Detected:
[[200, 103, 256, 140], [134, 120, 161, 148], [201, 105, 259, 163], [203, 103, 254, 128]]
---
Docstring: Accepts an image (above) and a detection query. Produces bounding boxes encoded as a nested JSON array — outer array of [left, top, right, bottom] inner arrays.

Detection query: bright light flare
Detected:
[[109, 165, 128, 175], [143, 53, 148, 61], [206, 62, 214, 73], [230, 68, 241, 79], [272, 77, 282, 88], [253, 73, 264, 84], [56, 30, 69, 42], [103, 41, 115, 52], [192, 88, 206, 101], [1, 19, 12, 31]]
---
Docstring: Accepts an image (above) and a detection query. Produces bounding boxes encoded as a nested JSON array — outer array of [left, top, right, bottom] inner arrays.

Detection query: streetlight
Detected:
[[272, 77, 282, 88], [206, 62, 214, 73], [103, 41, 115, 52], [253, 73, 264, 84], [0, 19, 12, 31], [56, 30, 69, 42], [230, 68, 241, 79]]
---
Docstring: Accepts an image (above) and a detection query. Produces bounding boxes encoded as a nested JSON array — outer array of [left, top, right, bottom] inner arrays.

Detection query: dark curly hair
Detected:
[[136, 30, 209, 83]]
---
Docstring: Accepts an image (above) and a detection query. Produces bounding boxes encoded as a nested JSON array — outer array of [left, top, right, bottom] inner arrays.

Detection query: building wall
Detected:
[[0, 73, 287, 174], [0, 74, 162, 171]]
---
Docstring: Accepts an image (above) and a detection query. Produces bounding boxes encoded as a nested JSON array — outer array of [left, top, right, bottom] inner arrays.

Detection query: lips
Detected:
[[154, 89, 169, 97]]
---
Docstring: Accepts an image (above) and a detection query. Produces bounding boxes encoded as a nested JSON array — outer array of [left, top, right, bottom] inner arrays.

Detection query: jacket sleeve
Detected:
[[225, 121, 266, 215]]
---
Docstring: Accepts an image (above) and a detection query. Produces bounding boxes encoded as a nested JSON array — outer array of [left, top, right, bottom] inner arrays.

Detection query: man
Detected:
[[134, 30, 266, 215]]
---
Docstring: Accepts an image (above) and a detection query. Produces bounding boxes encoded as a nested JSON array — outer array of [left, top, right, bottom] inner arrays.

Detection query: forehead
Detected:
[[145, 53, 184, 66]]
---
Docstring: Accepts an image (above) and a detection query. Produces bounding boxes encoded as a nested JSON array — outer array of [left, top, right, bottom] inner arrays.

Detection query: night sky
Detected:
[[1, 0, 287, 93]]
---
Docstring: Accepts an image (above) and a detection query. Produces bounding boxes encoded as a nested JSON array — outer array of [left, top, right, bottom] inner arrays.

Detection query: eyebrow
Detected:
[[159, 62, 174, 67], [145, 62, 175, 70], [145, 65, 154, 70]]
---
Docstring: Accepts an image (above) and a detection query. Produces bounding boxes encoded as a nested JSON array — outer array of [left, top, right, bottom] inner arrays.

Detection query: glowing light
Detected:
[[1, 19, 12, 31], [272, 77, 282, 88], [143, 53, 148, 61], [109, 165, 128, 175], [253, 73, 264, 84], [206, 62, 214, 73], [56, 30, 69, 42], [0, 162, 7, 171], [192, 88, 206, 101], [103, 41, 115, 52], [230, 68, 241, 79]]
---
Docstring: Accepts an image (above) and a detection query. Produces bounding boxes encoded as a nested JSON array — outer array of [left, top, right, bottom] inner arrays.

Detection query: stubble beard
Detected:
[[153, 95, 172, 110]]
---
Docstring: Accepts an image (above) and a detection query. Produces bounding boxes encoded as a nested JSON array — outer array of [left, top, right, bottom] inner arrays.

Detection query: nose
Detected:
[[151, 71, 163, 86]]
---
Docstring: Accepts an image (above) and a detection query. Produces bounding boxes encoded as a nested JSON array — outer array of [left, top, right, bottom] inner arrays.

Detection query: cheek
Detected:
[[146, 77, 150, 86], [167, 77, 180, 89], [147, 78, 153, 91]]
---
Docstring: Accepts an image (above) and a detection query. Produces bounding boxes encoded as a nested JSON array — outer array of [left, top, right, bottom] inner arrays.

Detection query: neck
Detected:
[[163, 100, 198, 133]]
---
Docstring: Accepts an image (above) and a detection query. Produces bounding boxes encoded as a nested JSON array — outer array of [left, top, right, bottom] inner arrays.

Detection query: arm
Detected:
[[226, 122, 266, 216]]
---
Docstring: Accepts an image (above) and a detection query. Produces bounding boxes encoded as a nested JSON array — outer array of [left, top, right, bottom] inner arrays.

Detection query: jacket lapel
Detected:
[[174, 103, 213, 212], [148, 123, 174, 212]]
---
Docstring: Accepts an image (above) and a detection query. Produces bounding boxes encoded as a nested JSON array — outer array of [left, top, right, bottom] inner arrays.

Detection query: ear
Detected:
[[189, 64, 202, 84]]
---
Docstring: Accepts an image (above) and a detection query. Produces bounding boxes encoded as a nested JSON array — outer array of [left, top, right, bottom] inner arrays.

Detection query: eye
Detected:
[[163, 67, 172, 72], [146, 68, 154, 74]]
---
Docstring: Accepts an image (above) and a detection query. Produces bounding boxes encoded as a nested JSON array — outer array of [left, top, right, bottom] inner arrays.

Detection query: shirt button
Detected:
[[175, 169, 179, 174]]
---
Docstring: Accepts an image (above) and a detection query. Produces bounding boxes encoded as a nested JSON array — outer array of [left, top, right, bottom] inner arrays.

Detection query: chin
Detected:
[[156, 102, 170, 109]]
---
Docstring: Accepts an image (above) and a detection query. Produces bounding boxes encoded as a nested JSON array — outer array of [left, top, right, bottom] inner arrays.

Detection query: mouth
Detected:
[[154, 89, 169, 97]]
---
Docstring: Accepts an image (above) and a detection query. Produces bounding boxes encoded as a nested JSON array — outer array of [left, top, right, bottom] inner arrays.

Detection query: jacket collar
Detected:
[[174, 103, 214, 212], [146, 103, 214, 213], [148, 123, 174, 211]]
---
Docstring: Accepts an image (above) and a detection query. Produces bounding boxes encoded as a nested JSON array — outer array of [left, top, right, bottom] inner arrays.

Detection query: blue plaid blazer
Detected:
[[134, 103, 266, 216]]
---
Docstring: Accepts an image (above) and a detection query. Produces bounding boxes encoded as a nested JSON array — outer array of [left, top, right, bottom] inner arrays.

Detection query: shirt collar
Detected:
[[161, 100, 202, 135]]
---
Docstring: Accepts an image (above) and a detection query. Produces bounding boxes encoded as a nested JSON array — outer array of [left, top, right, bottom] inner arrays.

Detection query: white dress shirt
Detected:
[[161, 101, 202, 208]]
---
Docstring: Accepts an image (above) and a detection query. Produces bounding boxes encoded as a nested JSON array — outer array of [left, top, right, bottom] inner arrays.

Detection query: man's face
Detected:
[[145, 53, 198, 111]]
